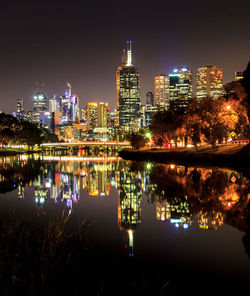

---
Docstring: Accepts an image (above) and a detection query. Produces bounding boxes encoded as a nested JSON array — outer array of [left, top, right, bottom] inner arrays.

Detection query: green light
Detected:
[[146, 132, 151, 138], [146, 162, 152, 170]]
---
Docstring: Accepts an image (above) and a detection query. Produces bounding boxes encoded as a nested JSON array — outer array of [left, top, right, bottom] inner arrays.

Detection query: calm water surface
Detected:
[[0, 155, 250, 291]]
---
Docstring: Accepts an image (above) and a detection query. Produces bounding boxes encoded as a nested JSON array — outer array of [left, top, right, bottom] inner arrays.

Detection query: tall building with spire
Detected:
[[116, 41, 141, 133]]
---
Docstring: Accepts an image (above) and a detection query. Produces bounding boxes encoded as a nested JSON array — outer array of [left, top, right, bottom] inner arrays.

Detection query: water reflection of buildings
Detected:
[[2, 157, 249, 250], [118, 168, 142, 256], [83, 162, 112, 196], [156, 196, 192, 229], [197, 210, 224, 230], [22, 158, 120, 214]]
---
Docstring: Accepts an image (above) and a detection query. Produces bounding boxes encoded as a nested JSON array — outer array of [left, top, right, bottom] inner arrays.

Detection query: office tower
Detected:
[[33, 92, 47, 124], [97, 102, 110, 127], [116, 41, 141, 133], [196, 66, 223, 99], [87, 102, 98, 130], [68, 95, 79, 122], [169, 67, 193, 111], [146, 91, 154, 106], [81, 106, 87, 124], [49, 96, 60, 126], [154, 74, 169, 109], [57, 84, 79, 124], [235, 71, 244, 81], [16, 98, 24, 119]]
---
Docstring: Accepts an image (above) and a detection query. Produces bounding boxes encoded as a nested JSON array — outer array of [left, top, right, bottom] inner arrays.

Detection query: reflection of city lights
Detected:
[[128, 229, 134, 247]]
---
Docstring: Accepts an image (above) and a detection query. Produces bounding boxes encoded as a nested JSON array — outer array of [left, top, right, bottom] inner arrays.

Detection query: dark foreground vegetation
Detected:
[[0, 210, 177, 296]]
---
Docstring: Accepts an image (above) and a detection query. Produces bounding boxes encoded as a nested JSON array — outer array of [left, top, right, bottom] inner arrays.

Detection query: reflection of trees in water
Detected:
[[149, 164, 250, 256], [149, 164, 250, 232], [0, 158, 42, 193]]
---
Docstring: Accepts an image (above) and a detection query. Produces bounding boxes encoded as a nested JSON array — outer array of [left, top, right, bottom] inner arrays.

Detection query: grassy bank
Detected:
[[119, 143, 250, 170]]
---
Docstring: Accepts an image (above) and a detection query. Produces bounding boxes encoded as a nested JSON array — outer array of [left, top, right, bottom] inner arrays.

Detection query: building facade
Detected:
[[146, 91, 154, 106], [16, 98, 24, 119], [196, 66, 223, 99], [169, 67, 193, 111], [116, 41, 141, 133], [33, 92, 47, 125], [154, 74, 169, 110]]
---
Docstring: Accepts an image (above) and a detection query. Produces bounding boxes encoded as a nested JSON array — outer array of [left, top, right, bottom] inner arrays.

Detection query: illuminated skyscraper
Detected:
[[16, 98, 24, 119], [33, 92, 47, 124], [196, 66, 223, 99], [58, 84, 79, 124], [169, 67, 193, 111], [154, 74, 169, 109], [116, 41, 141, 133], [87, 102, 98, 130], [97, 102, 110, 128], [81, 106, 87, 124]]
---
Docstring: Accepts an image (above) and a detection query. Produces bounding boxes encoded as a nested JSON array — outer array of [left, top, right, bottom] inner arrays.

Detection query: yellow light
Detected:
[[226, 105, 231, 110]]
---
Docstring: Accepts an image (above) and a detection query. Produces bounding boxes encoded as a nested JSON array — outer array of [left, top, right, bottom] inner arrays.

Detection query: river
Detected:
[[0, 154, 250, 294]]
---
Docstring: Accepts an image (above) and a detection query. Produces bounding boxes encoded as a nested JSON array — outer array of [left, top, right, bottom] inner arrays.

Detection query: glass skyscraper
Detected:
[[33, 92, 47, 125], [116, 41, 141, 133], [169, 67, 193, 111]]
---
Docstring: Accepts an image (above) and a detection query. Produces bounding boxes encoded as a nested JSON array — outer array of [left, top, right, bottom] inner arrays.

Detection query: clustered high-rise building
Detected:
[[153, 65, 223, 113], [12, 41, 230, 142]]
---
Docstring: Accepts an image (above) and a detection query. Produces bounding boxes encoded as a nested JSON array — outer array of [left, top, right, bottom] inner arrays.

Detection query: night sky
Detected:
[[0, 0, 249, 114]]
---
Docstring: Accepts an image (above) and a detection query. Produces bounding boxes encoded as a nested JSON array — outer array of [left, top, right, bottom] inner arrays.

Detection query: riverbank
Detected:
[[119, 143, 250, 170]]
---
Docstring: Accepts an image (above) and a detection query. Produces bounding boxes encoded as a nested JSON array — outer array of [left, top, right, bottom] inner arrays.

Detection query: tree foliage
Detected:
[[0, 113, 58, 148], [130, 132, 147, 149]]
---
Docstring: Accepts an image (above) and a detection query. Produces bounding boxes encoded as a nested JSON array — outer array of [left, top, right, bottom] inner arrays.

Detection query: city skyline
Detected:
[[0, 0, 249, 114]]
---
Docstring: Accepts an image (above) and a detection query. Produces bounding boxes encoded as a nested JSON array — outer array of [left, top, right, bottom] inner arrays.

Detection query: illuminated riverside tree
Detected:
[[116, 41, 141, 133]]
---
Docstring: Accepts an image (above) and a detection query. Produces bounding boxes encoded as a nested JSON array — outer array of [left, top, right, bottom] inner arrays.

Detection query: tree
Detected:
[[130, 132, 147, 149], [150, 110, 183, 147], [17, 120, 43, 149], [199, 97, 227, 148]]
